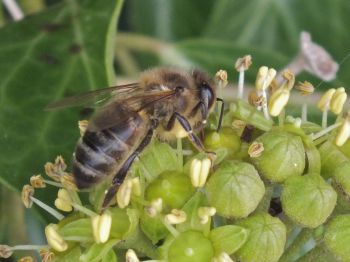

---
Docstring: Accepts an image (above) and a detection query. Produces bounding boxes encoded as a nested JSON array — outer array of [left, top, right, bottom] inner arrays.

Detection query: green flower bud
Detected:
[[319, 141, 349, 179], [324, 215, 350, 261], [209, 225, 249, 256], [250, 130, 305, 182], [136, 141, 179, 182], [167, 231, 214, 262], [338, 139, 350, 158], [300, 121, 322, 134], [236, 213, 286, 262], [305, 143, 321, 174], [281, 173, 337, 228], [145, 171, 195, 210], [332, 161, 350, 199], [204, 127, 241, 156], [109, 208, 138, 239], [59, 218, 94, 242], [177, 192, 209, 233], [206, 161, 265, 218], [140, 212, 168, 244]]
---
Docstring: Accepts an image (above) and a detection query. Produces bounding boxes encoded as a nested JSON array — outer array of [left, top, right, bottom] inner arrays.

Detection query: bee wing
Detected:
[[87, 89, 176, 132], [45, 83, 140, 111]]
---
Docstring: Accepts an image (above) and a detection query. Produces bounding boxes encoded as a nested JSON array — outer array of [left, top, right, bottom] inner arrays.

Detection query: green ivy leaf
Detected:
[[127, 0, 215, 41], [0, 0, 124, 218]]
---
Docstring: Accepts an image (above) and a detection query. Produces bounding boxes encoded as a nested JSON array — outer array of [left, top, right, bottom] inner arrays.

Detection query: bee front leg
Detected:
[[216, 98, 225, 132], [102, 119, 158, 210], [167, 112, 215, 159]]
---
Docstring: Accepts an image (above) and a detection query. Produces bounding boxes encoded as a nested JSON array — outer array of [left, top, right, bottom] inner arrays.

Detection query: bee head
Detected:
[[192, 69, 216, 109]]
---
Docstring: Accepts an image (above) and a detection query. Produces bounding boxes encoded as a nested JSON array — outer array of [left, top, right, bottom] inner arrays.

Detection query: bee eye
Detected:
[[176, 86, 184, 93], [201, 83, 215, 107]]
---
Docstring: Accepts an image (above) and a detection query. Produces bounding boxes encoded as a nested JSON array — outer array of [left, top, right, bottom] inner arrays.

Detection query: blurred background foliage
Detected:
[[0, 0, 349, 260]]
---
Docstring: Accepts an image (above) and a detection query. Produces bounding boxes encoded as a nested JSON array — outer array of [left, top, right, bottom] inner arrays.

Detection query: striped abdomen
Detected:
[[73, 113, 148, 189]]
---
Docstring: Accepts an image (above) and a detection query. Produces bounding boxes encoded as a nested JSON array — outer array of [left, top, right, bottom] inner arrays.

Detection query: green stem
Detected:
[[11, 245, 49, 251], [116, 33, 168, 54], [71, 203, 97, 217], [297, 245, 336, 262], [43, 180, 63, 187], [301, 103, 307, 122], [162, 218, 179, 237], [177, 138, 183, 171], [30, 197, 64, 220], [312, 122, 341, 140], [115, 47, 140, 76], [279, 109, 285, 127], [237, 67, 244, 99], [322, 109, 328, 128], [254, 185, 273, 213], [279, 228, 313, 262]]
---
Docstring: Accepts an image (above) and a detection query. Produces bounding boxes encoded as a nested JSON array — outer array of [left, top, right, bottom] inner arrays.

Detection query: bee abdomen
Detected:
[[73, 114, 147, 189]]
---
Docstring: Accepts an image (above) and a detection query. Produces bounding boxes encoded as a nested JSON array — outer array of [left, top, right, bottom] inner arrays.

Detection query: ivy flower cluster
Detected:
[[2, 51, 350, 262]]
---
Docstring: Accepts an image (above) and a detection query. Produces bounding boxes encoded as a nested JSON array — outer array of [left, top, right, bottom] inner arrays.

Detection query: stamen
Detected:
[[54, 189, 73, 212], [60, 173, 78, 191], [78, 120, 89, 136], [131, 177, 142, 197], [312, 122, 342, 141], [268, 88, 290, 117], [164, 209, 187, 225], [198, 206, 216, 224], [117, 179, 133, 209], [317, 89, 336, 128], [255, 66, 276, 120], [248, 142, 264, 158], [91, 210, 112, 244], [296, 80, 315, 122], [31, 197, 64, 220], [71, 202, 97, 217], [126, 249, 140, 262], [145, 198, 163, 217], [235, 55, 252, 99], [30, 175, 46, 188], [21, 185, 64, 220], [330, 87, 347, 115], [45, 224, 68, 252], [190, 158, 211, 187]]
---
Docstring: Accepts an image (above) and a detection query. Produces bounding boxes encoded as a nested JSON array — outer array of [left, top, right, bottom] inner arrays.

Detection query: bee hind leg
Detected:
[[101, 119, 158, 210]]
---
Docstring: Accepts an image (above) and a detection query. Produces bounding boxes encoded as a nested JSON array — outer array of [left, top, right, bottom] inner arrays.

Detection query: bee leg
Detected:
[[216, 98, 224, 132], [102, 119, 158, 210], [167, 112, 215, 159], [190, 101, 208, 121]]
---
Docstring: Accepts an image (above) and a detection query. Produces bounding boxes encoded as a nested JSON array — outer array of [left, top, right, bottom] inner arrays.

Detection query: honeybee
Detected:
[[47, 67, 223, 208]]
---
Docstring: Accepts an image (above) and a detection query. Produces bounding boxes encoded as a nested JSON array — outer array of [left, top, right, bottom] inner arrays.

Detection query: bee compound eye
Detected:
[[176, 86, 184, 93]]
